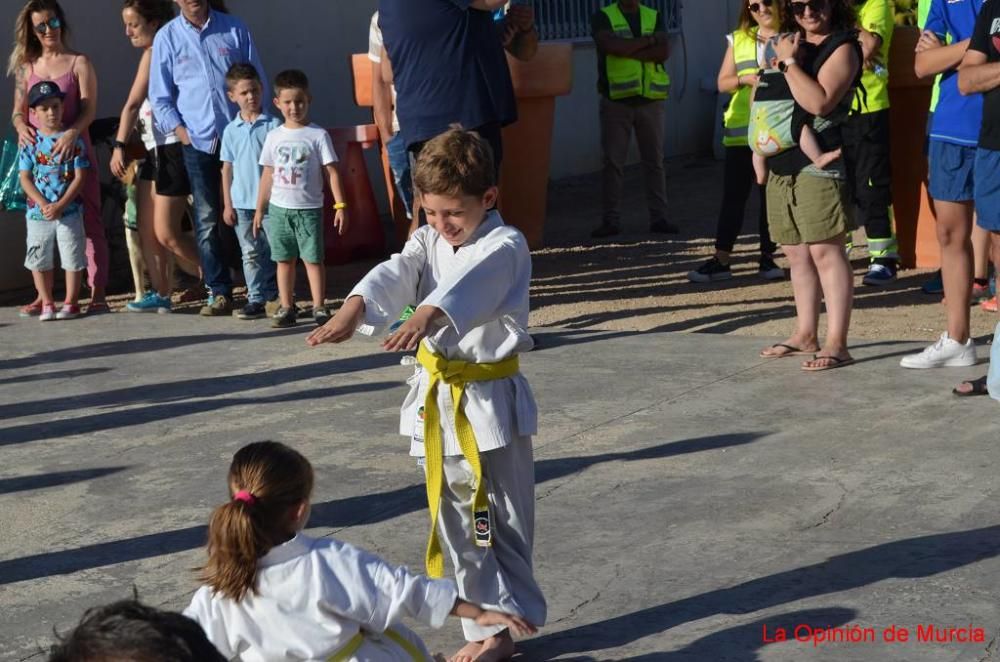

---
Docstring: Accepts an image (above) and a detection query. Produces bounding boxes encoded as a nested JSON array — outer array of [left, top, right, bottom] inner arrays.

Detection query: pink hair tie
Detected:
[[233, 490, 256, 506]]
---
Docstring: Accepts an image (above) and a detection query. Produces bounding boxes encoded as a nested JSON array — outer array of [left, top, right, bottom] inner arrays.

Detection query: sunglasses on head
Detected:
[[34, 17, 61, 34], [790, 0, 828, 16], [748, 0, 773, 13]]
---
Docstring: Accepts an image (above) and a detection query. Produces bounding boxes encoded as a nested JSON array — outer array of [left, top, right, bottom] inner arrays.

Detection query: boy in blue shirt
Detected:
[[221, 63, 281, 320], [18, 81, 89, 322], [903, 0, 985, 370]]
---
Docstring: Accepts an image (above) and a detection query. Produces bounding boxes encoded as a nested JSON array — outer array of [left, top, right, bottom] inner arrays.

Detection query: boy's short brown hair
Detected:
[[225, 62, 261, 89], [412, 126, 496, 199], [273, 69, 309, 96]]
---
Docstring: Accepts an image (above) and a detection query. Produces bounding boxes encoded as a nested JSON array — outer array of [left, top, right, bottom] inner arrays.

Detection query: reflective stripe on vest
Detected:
[[601, 3, 670, 101], [722, 28, 759, 147]]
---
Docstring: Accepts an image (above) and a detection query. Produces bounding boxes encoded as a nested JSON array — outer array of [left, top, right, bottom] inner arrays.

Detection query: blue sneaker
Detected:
[[862, 262, 897, 287], [126, 291, 172, 314], [921, 270, 943, 295]]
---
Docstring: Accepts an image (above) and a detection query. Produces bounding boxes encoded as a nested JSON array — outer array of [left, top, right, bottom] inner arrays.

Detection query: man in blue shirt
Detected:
[[378, 0, 520, 171], [149, 0, 267, 316]]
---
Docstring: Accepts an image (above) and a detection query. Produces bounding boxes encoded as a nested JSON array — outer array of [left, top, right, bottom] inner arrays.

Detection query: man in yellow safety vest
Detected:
[[590, 0, 673, 238]]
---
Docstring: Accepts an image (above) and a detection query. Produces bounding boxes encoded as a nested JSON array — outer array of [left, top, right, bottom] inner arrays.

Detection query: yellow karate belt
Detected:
[[416, 342, 520, 578], [328, 628, 425, 661]]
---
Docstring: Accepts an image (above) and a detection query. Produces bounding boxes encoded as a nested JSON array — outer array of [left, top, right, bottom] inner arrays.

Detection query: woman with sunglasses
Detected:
[[688, 0, 784, 284], [758, 0, 862, 370], [8, 0, 108, 315]]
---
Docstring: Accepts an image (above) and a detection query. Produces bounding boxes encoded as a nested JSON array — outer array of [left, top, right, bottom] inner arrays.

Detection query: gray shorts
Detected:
[[24, 211, 87, 272]]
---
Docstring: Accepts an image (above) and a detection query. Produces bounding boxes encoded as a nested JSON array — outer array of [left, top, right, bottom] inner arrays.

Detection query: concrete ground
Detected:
[[2, 309, 1000, 661]]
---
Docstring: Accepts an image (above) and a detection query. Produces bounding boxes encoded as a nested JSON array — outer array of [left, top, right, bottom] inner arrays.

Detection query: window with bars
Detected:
[[529, 0, 683, 41]]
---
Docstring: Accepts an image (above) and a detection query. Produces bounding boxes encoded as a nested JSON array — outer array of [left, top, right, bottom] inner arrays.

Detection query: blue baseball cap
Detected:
[[28, 80, 65, 108]]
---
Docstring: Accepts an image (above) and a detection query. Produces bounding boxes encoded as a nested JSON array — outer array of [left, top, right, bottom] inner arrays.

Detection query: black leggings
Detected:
[[714, 146, 776, 257]]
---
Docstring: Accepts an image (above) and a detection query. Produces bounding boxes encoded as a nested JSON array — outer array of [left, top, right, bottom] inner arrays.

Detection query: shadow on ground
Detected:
[[517, 525, 1000, 660], [0, 433, 766, 585]]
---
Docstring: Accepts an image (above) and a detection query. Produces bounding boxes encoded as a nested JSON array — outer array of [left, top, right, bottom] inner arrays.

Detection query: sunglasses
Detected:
[[790, 0, 828, 16], [748, 0, 773, 12], [34, 17, 62, 34]]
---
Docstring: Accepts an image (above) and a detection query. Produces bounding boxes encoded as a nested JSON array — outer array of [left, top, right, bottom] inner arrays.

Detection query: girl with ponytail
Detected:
[[184, 441, 535, 661]]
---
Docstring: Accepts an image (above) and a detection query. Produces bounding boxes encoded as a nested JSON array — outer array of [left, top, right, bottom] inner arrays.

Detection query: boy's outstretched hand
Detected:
[[306, 296, 364, 346], [475, 610, 538, 638], [382, 305, 443, 352]]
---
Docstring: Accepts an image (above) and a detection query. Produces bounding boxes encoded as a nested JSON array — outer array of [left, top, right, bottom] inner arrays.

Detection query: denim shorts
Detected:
[[24, 211, 87, 272], [974, 148, 1000, 232], [265, 204, 324, 264], [928, 140, 976, 203]]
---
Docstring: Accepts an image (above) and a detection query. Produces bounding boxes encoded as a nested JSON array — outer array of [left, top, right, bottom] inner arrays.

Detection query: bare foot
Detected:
[[474, 631, 515, 662], [801, 351, 854, 372], [813, 148, 842, 170], [759, 336, 819, 358], [450, 640, 482, 662]]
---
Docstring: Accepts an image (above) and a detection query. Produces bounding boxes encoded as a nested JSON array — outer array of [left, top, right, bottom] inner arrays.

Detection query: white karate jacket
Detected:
[[184, 533, 458, 661], [349, 211, 538, 457]]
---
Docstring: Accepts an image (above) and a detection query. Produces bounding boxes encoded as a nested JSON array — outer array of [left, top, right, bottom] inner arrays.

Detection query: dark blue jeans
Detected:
[[181, 144, 232, 298], [386, 132, 414, 218]]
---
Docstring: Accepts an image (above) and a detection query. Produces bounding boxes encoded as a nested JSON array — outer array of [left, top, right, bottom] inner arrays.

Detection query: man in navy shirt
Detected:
[[378, 0, 524, 171]]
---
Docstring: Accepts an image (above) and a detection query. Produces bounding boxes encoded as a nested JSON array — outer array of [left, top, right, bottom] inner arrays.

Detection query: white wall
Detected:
[[549, 0, 742, 178]]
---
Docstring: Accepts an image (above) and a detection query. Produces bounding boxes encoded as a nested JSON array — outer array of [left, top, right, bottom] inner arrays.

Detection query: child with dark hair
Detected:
[[183, 441, 534, 660], [307, 127, 547, 662], [48, 598, 225, 662], [221, 62, 280, 320], [254, 69, 348, 328]]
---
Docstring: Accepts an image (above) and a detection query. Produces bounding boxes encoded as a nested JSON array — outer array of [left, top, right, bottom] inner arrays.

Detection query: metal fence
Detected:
[[530, 0, 683, 41]]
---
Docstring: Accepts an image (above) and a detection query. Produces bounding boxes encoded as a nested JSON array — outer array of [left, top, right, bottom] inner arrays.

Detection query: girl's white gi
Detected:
[[184, 533, 457, 661]]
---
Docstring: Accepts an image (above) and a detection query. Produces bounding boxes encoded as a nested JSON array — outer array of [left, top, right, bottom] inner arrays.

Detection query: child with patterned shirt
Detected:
[[18, 80, 89, 321], [254, 69, 348, 329]]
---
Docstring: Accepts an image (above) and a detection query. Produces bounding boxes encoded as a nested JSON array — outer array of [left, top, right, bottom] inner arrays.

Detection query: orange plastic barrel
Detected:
[[325, 124, 386, 265], [498, 43, 573, 249], [888, 25, 937, 268]]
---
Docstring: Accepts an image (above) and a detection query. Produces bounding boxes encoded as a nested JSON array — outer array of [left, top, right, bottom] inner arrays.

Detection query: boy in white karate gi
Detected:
[[307, 127, 546, 662], [184, 441, 533, 662]]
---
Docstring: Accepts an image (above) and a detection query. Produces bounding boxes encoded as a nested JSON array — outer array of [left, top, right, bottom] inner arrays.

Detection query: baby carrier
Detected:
[[748, 31, 863, 162]]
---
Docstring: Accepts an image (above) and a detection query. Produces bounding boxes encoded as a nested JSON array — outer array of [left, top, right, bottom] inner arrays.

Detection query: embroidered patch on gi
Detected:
[[474, 510, 491, 546]]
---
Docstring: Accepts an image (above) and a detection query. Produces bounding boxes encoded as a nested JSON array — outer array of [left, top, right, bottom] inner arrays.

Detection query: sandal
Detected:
[[760, 343, 820, 358], [801, 354, 855, 372], [953, 375, 989, 397], [85, 301, 111, 315], [18, 301, 43, 317], [982, 296, 998, 313]]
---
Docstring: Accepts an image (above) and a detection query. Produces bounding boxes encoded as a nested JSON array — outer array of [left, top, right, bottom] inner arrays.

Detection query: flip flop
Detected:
[[953, 375, 989, 397], [801, 354, 855, 372], [760, 343, 819, 358]]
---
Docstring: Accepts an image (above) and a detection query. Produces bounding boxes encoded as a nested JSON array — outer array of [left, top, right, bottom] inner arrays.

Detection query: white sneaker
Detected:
[[900, 332, 977, 369]]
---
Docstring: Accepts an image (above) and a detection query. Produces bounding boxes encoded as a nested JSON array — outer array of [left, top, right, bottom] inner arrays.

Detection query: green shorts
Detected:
[[264, 204, 324, 264], [766, 172, 855, 245]]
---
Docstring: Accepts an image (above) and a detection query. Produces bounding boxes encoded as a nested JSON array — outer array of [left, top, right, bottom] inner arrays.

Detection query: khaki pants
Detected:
[[599, 96, 668, 227]]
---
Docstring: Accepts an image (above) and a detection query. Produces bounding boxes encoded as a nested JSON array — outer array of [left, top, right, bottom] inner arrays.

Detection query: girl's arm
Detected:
[[11, 64, 35, 147], [325, 163, 349, 236], [450, 598, 537, 637], [53, 54, 97, 161], [111, 50, 152, 179], [779, 36, 859, 117], [717, 43, 754, 94]]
